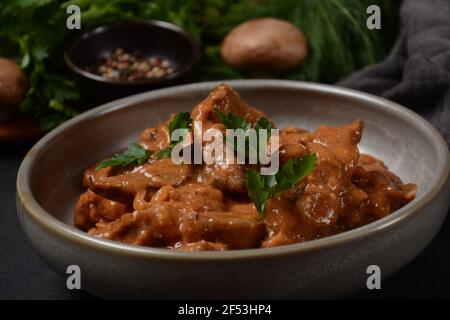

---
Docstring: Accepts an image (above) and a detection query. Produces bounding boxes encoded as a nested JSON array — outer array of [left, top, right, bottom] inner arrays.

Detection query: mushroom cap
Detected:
[[221, 18, 309, 73], [0, 58, 28, 107]]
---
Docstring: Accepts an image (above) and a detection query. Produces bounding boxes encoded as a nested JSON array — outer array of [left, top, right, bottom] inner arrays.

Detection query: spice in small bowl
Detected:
[[87, 48, 176, 81]]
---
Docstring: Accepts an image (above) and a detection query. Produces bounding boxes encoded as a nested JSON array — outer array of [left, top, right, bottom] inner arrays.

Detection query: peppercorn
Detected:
[[87, 48, 176, 81]]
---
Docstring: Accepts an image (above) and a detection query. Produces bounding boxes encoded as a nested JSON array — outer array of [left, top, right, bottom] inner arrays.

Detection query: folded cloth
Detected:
[[339, 0, 450, 145]]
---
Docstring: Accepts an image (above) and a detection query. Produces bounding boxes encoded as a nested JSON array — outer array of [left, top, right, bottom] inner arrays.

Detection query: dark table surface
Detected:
[[1, 141, 449, 300]]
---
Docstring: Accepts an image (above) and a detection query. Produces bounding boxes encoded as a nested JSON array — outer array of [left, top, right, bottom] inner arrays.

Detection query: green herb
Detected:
[[155, 148, 172, 158], [0, 0, 397, 128], [245, 154, 317, 217], [213, 107, 250, 131], [272, 154, 318, 195], [215, 109, 317, 216], [213, 107, 272, 135], [255, 117, 273, 137], [245, 169, 271, 215], [254, 116, 273, 150], [96, 143, 151, 169], [156, 112, 192, 158], [214, 107, 272, 163]]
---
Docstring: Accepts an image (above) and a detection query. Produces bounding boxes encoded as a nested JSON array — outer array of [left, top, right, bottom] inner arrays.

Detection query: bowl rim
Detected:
[[16, 80, 450, 261], [64, 19, 201, 86]]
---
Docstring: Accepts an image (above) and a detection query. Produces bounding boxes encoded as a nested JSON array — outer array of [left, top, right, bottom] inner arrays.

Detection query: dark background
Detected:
[[1, 142, 449, 299]]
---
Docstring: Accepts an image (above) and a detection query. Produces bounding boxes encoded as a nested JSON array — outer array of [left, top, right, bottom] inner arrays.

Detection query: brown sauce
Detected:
[[75, 84, 417, 250]]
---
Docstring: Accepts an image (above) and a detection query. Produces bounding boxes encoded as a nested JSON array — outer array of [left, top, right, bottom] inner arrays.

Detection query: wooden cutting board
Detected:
[[0, 116, 45, 142]]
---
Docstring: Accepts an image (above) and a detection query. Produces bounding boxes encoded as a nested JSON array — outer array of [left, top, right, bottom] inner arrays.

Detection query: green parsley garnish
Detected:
[[255, 117, 273, 135], [213, 107, 251, 131], [245, 169, 272, 216], [156, 112, 193, 158], [96, 143, 151, 170], [213, 108, 272, 163], [214, 109, 317, 217], [245, 154, 317, 217]]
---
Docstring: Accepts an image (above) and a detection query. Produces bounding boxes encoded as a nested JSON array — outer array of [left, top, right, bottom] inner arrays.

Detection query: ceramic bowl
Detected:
[[64, 20, 201, 103], [16, 80, 450, 299]]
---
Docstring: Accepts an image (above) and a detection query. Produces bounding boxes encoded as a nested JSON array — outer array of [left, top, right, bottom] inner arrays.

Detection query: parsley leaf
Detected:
[[156, 112, 193, 158], [214, 109, 316, 217], [213, 107, 250, 131], [155, 148, 173, 158], [168, 111, 192, 135], [255, 117, 273, 138], [245, 154, 317, 217], [272, 154, 318, 196], [245, 169, 271, 215], [96, 143, 151, 170], [254, 116, 273, 161], [213, 108, 272, 163]]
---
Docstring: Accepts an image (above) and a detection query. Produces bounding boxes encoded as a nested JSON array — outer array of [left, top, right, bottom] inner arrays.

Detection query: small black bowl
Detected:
[[64, 19, 201, 103]]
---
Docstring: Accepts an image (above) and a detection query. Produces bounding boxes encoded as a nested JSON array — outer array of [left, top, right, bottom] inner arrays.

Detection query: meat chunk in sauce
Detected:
[[140, 123, 170, 151], [89, 204, 181, 246], [75, 189, 129, 231], [352, 154, 417, 219], [180, 211, 266, 249], [89, 183, 265, 249], [294, 121, 363, 227], [75, 84, 416, 251], [200, 162, 247, 193], [84, 158, 192, 197], [192, 83, 270, 127]]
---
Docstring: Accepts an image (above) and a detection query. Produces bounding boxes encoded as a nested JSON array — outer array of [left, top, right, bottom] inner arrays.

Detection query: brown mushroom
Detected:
[[0, 58, 28, 120], [221, 18, 309, 74]]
